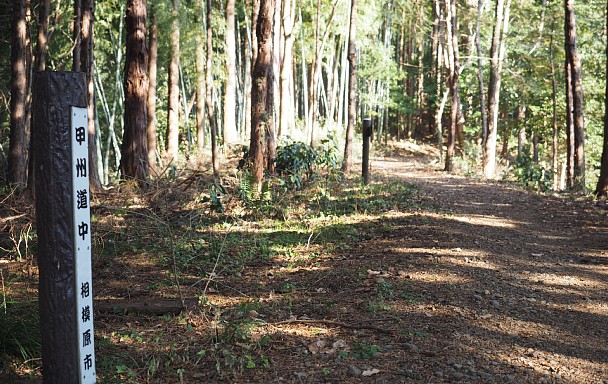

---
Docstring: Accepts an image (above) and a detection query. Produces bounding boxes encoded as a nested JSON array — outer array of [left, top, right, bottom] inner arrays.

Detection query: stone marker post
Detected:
[[33, 71, 96, 384]]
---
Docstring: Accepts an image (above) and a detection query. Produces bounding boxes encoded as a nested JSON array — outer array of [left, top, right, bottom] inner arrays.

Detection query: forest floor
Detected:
[[1, 141, 608, 383]]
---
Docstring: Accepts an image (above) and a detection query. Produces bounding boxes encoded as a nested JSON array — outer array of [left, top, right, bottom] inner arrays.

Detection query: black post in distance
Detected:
[[362, 117, 372, 185], [33, 71, 87, 384]]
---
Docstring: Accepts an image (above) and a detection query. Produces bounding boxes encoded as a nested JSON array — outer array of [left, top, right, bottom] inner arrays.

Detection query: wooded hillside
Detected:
[[1, 0, 608, 195]]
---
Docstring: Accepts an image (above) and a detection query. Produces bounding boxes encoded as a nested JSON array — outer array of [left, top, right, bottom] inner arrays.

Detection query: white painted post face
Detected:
[[71, 107, 96, 383]]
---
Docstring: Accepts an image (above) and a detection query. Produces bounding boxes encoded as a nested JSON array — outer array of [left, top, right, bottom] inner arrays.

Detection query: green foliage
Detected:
[[274, 135, 341, 190], [275, 141, 318, 189], [0, 293, 41, 373], [352, 343, 381, 359], [513, 146, 553, 192]]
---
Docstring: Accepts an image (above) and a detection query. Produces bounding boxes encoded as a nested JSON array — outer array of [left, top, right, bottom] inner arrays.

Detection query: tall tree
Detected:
[[342, 0, 356, 173], [444, 0, 461, 172], [207, 0, 220, 177], [476, 0, 488, 145], [8, 0, 30, 188], [195, 0, 206, 155], [79, 0, 102, 191], [166, 0, 181, 163], [250, 0, 276, 186], [564, 0, 585, 191], [279, 0, 295, 138], [595, 0, 608, 197], [483, 0, 512, 178], [224, 0, 239, 146], [147, 8, 158, 176], [120, 0, 149, 182]]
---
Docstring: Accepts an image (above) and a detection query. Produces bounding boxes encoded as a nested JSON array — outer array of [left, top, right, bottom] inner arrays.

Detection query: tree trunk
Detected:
[[476, 0, 488, 146], [34, 0, 49, 72], [147, 10, 158, 176], [120, 0, 149, 182], [166, 0, 180, 163], [550, 29, 559, 191], [8, 0, 30, 188], [342, 0, 357, 173], [207, 0, 220, 178], [279, 0, 295, 138], [595, 0, 608, 197], [195, 3, 205, 155], [483, 0, 512, 178], [250, 0, 276, 186], [444, 0, 460, 172], [224, 0, 239, 146], [564, 0, 585, 191], [78, 0, 102, 191]]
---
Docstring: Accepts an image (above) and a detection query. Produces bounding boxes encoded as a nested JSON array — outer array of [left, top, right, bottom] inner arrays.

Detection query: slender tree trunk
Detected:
[[224, 0, 239, 146], [78, 0, 102, 191], [34, 0, 50, 71], [166, 0, 181, 163], [195, 3, 205, 155], [342, 0, 357, 173], [207, 0, 219, 177], [121, 0, 149, 182], [476, 0, 488, 146], [550, 30, 559, 190], [147, 10, 158, 176], [279, 0, 295, 138], [444, 0, 460, 172], [8, 0, 30, 188], [483, 0, 511, 178], [564, 0, 585, 191], [250, 0, 276, 186], [596, 0, 608, 197]]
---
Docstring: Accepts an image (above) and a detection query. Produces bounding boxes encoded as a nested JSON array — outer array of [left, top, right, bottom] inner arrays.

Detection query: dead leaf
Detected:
[[362, 368, 380, 376], [307, 339, 326, 354]]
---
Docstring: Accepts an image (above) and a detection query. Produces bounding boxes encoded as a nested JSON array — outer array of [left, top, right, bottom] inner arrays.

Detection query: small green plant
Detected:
[[201, 182, 226, 213], [513, 146, 552, 192], [352, 343, 381, 359]]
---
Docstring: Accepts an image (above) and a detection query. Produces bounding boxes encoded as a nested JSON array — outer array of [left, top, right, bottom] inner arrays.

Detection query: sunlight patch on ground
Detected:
[[403, 271, 473, 285], [523, 271, 608, 293], [450, 214, 520, 228]]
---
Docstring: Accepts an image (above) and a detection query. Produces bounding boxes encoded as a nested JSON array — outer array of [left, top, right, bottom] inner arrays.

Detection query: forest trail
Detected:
[[356, 142, 608, 383]]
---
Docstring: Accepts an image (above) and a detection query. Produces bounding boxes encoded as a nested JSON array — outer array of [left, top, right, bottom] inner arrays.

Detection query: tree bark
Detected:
[[342, 0, 356, 173], [279, 0, 295, 138], [121, 0, 149, 183], [595, 0, 608, 197], [79, 0, 102, 191], [250, 0, 276, 186], [224, 0, 239, 146], [8, 0, 30, 188], [444, 0, 460, 172], [195, 2, 206, 156], [476, 0, 488, 146], [483, 0, 512, 178], [564, 0, 585, 191], [147, 9, 158, 176], [207, 0, 220, 178], [166, 0, 181, 163]]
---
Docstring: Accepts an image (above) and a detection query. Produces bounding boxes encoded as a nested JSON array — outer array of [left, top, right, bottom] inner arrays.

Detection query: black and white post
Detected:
[[33, 71, 96, 384], [71, 107, 96, 383]]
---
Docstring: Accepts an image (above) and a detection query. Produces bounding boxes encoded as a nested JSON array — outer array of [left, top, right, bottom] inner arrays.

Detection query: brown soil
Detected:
[[2, 142, 608, 383]]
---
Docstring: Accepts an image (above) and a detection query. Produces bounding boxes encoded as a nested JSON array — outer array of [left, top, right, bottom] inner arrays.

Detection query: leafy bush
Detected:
[[513, 147, 552, 192], [274, 141, 318, 189], [274, 134, 341, 189]]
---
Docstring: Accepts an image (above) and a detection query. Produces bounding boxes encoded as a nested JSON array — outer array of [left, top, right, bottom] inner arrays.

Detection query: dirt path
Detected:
[[353, 146, 608, 383]]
